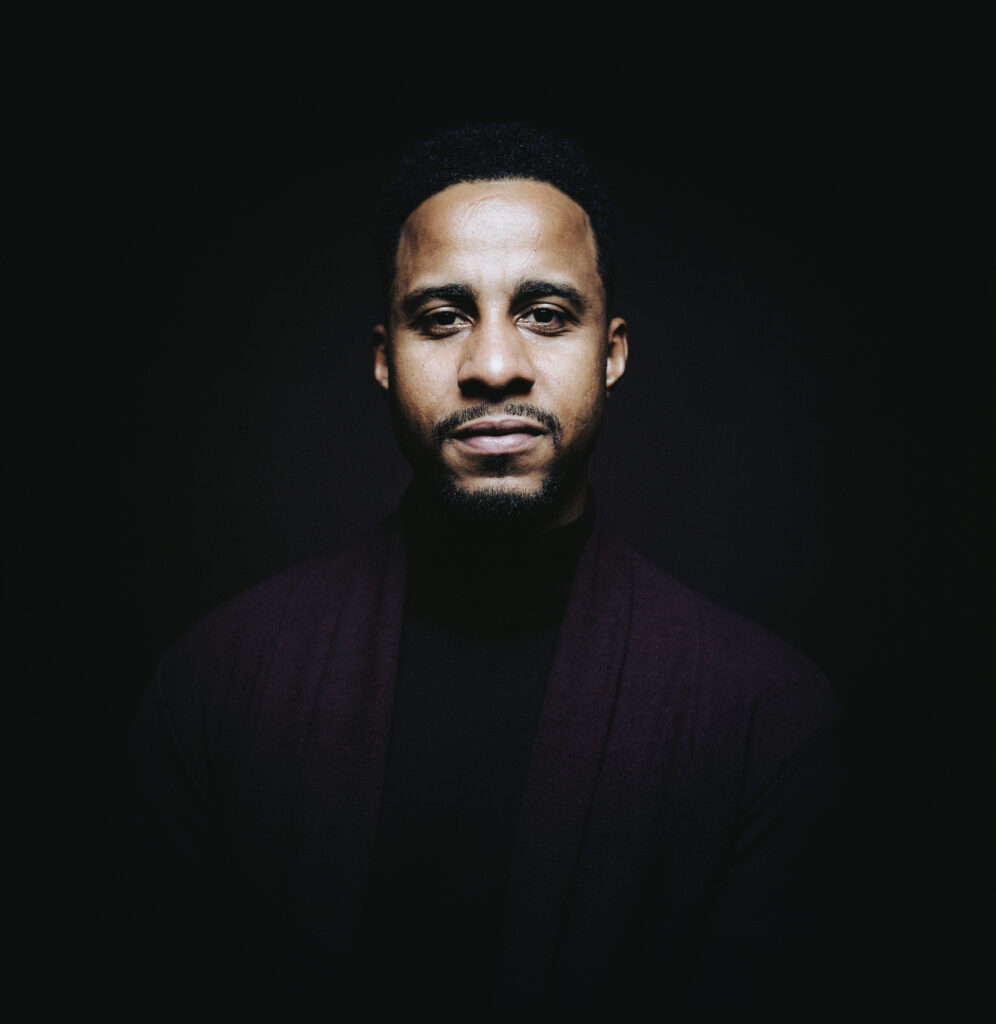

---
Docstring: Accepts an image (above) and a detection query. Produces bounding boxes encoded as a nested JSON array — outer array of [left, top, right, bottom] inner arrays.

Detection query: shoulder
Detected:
[[638, 543, 831, 702], [133, 514, 405, 784], [173, 514, 401, 648], [594, 522, 839, 791], [155, 514, 404, 709], [597, 523, 825, 679]]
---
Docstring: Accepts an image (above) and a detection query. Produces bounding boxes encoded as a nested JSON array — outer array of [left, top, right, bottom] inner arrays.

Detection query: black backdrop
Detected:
[[9, 29, 992, 1009]]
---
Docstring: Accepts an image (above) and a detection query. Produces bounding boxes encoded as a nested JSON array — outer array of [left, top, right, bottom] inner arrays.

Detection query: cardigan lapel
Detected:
[[496, 519, 635, 1004], [272, 516, 408, 999]]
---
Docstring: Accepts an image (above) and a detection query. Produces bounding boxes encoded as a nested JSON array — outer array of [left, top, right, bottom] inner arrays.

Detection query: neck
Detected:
[[401, 484, 595, 627]]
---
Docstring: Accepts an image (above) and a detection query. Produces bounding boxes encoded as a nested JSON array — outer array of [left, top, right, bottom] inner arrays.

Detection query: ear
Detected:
[[605, 317, 628, 392], [373, 324, 390, 392]]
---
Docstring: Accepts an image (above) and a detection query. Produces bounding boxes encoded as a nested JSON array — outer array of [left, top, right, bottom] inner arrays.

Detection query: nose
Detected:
[[457, 318, 535, 399]]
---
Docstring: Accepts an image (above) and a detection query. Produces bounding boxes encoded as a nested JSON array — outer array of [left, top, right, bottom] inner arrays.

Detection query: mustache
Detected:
[[432, 402, 562, 449]]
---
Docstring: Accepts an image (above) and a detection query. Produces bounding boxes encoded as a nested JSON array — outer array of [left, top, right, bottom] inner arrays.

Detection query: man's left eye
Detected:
[[521, 307, 568, 330]]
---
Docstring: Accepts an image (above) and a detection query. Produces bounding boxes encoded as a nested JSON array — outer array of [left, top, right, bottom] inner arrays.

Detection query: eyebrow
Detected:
[[512, 279, 589, 315], [399, 283, 477, 322], [397, 278, 590, 323]]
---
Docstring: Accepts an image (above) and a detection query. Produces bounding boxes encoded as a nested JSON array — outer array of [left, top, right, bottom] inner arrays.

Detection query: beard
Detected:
[[435, 456, 564, 525], [417, 400, 596, 529], [390, 397, 599, 530]]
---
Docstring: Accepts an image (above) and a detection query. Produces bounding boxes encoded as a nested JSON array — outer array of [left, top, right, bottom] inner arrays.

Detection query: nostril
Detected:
[[458, 375, 534, 401], [457, 337, 535, 395]]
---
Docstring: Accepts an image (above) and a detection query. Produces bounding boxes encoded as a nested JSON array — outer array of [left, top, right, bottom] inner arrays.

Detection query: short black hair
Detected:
[[375, 122, 615, 312]]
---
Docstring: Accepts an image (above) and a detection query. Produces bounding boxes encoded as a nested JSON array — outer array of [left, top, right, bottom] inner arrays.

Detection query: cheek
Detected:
[[546, 355, 605, 424], [390, 353, 450, 428]]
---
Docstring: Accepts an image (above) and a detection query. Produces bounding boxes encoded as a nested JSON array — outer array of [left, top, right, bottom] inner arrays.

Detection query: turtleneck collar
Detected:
[[401, 485, 595, 629]]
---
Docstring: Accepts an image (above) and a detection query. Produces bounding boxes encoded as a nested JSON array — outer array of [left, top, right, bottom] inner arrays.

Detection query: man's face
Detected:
[[374, 178, 627, 528]]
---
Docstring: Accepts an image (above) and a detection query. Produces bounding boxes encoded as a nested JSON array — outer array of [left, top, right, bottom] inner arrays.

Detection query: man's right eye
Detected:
[[419, 310, 467, 334]]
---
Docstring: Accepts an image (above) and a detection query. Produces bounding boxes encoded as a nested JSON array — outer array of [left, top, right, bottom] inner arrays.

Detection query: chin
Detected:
[[436, 474, 561, 526]]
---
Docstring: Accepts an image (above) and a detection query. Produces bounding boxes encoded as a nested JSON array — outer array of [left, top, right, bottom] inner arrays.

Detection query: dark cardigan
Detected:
[[110, 509, 842, 1009]]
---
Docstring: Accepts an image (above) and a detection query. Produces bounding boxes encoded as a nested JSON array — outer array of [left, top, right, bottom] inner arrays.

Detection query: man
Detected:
[[108, 124, 843, 1009]]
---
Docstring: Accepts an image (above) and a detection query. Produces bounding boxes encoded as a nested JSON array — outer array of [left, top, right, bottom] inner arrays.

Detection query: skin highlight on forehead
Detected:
[[390, 179, 604, 324]]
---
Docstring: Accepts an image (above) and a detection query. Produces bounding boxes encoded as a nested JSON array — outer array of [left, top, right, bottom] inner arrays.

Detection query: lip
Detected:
[[450, 417, 547, 454]]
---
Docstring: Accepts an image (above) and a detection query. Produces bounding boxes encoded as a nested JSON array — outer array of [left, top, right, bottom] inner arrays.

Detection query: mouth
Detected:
[[449, 417, 548, 454]]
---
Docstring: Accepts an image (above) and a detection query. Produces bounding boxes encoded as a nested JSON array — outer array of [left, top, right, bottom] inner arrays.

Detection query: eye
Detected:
[[519, 306, 570, 333], [417, 308, 470, 336]]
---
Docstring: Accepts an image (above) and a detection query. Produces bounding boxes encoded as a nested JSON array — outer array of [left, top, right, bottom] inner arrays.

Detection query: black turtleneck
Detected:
[[349, 493, 594, 1007]]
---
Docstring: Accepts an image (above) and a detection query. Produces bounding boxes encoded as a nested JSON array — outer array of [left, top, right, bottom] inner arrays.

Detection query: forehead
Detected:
[[393, 179, 601, 297]]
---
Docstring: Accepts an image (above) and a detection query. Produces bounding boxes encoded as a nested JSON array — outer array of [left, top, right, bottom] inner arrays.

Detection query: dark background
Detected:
[[8, 27, 992, 1008]]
